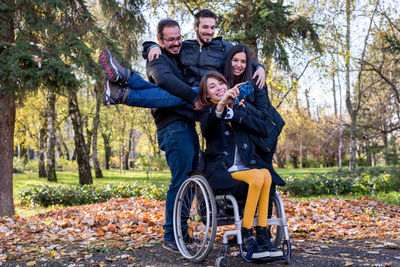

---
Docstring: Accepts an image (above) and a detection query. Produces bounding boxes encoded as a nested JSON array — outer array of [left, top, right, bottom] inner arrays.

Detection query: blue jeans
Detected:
[[125, 71, 197, 109], [157, 121, 200, 241]]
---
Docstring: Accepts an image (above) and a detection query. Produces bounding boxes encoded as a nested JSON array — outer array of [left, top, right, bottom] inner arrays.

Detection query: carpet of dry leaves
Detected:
[[0, 196, 399, 265]]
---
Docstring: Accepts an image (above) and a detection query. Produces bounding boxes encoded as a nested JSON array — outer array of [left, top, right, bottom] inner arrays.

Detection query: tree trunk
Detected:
[[123, 129, 134, 170], [345, 0, 356, 172], [0, 0, 16, 217], [46, 89, 57, 182], [275, 153, 285, 168], [92, 82, 103, 178], [338, 68, 343, 170], [292, 154, 298, 168], [299, 129, 303, 168], [382, 132, 389, 165], [38, 122, 47, 177], [86, 127, 92, 158], [67, 92, 92, 185], [332, 68, 337, 116], [349, 115, 357, 171], [57, 127, 70, 160], [366, 147, 372, 166], [20, 145, 28, 164], [102, 133, 111, 170], [0, 92, 16, 217]]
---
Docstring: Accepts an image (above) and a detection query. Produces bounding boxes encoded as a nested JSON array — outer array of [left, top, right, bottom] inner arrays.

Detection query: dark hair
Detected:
[[198, 71, 229, 108], [157, 19, 180, 39], [224, 44, 252, 88], [194, 9, 217, 27]]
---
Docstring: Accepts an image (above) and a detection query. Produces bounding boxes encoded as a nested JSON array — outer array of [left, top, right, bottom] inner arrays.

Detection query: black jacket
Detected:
[[199, 104, 283, 198], [244, 81, 285, 155], [144, 38, 263, 87], [180, 38, 232, 86], [143, 42, 198, 130], [243, 81, 285, 186]]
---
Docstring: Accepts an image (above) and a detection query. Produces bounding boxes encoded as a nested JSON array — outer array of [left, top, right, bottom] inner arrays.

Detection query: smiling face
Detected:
[[194, 17, 216, 45], [158, 26, 182, 55], [231, 52, 247, 77], [206, 77, 228, 102]]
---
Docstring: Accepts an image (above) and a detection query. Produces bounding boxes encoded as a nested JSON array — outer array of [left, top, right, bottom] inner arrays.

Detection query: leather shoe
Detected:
[[162, 238, 179, 253]]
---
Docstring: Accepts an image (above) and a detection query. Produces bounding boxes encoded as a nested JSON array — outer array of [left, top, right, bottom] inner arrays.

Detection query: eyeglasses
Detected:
[[162, 35, 183, 43]]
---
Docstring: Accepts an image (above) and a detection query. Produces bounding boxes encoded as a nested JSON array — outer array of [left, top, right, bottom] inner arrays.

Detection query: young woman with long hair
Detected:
[[197, 71, 282, 260]]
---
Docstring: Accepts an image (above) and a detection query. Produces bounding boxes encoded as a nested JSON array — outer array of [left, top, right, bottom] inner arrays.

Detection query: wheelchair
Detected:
[[173, 172, 291, 266]]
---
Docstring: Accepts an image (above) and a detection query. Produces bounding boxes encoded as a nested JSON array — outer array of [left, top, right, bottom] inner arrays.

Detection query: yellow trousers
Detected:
[[231, 169, 271, 229]]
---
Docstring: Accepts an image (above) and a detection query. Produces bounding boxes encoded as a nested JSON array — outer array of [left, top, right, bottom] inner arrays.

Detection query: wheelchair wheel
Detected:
[[215, 256, 228, 267], [173, 174, 217, 263], [268, 193, 284, 247]]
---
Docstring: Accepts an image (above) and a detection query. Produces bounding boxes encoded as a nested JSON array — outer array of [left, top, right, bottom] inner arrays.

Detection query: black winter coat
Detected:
[[244, 81, 285, 155], [199, 104, 282, 199], [143, 43, 198, 130], [240, 81, 285, 186], [143, 38, 263, 87]]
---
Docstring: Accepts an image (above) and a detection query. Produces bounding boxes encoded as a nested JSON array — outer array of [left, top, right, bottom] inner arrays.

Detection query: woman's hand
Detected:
[[216, 86, 239, 112]]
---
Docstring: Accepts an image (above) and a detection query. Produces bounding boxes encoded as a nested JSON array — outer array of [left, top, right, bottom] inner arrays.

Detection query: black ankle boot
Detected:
[[241, 227, 269, 259], [255, 226, 283, 257]]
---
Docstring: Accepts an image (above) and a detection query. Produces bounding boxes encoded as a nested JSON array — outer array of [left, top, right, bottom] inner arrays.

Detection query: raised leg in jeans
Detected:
[[125, 70, 198, 109]]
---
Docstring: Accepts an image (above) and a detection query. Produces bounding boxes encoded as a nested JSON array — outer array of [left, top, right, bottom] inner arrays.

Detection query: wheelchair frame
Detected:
[[173, 173, 291, 266]]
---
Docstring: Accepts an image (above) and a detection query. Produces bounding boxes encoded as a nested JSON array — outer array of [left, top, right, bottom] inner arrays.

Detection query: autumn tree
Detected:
[[0, 0, 84, 215]]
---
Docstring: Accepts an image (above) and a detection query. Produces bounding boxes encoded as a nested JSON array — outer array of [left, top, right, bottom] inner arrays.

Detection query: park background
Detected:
[[0, 0, 399, 265], [0, 0, 399, 219]]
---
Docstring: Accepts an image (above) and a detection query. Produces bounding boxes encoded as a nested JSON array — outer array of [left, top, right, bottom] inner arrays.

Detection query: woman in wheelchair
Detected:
[[197, 70, 283, 260]]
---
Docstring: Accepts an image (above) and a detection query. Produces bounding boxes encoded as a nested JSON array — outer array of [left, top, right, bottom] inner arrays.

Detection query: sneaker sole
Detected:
[[103, 79, 111, 105], [99, 49, 120, 82]]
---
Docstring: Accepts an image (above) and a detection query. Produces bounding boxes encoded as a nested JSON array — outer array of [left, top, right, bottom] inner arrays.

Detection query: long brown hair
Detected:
[[198, 71, 229, 108], [224, 44, 252, 88]]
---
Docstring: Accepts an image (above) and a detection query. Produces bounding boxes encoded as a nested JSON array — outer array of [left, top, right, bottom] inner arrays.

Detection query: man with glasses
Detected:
[[143, 19, 200, 252], [99, 18, 201, 253]]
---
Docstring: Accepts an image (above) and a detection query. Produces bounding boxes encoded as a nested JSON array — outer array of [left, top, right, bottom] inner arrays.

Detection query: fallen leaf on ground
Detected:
[[0, 196, 398, 260]]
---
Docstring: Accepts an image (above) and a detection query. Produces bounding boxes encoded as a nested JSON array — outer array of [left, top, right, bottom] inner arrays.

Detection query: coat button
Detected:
[[225, 131, 230, 136], [223, 151, 228, 155], [242, 143, 248, 149]]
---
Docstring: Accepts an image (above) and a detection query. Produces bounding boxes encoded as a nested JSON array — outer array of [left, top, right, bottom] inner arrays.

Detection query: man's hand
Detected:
[[252, 66, 266, 89], [193, 99, 202, 111], [148, 46, 162, 62]]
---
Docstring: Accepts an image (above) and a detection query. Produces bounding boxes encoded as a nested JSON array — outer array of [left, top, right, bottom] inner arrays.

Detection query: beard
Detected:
[[196, 29, 213, 44]]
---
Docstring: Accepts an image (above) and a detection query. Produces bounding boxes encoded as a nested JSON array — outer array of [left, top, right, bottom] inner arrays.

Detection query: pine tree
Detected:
[[0, 0, 145, 216], [219, 0, 322, 71]]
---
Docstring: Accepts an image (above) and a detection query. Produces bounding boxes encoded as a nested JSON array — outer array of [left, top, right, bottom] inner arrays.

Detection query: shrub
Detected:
[[13, 158, 26, 173], [280, 167, 400, 197], [18, 182, 168, 207], [134, 155, 168, 171]]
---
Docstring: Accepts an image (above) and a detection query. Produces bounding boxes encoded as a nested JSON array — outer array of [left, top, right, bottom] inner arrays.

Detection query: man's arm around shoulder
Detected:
[[146, 54, 198, 104]]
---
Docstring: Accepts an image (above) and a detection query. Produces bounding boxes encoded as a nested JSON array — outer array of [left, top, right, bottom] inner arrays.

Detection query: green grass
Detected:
[[13, 166, 399, 217], [13, 169, 172, 216], [13, 169, 171, 198]]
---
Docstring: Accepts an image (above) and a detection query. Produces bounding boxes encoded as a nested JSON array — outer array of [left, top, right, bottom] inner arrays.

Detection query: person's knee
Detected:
[[248, 170, 264, 189], [261, 169, 272, 186]]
